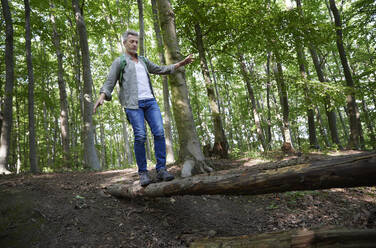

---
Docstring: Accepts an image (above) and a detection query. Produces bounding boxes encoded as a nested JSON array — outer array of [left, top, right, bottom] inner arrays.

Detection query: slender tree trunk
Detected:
[[0, 0, 14, 174], [271, 92, 285, 144], [238, 54, 267, 151], [194, 23, 229, 158], [337, 107, 348, 142], [360, 98, 376, 149], [121, 110, 133, 165], [15, 99, 21, 174], [24, 0, 38, 173], [296, 0, 318, 149], [265, 53, 272, 149], [316, 107, 331, 147], [92, 82, 107, 169], [156, 0, 212, 177], [0, 112, 2, 140], [137, 0, 144, 56], [50, 3, 71, 167], [151, 0, 175, 163], [223, 77, 234, 148], [309, 46, 342, 149], [52, 115, 58, 166], [208, 53, 222, 116], [296, 51, 318, 149], [72, 0, 100, 170], [329, 0, 360, 149], [273, 53, 294, 152]]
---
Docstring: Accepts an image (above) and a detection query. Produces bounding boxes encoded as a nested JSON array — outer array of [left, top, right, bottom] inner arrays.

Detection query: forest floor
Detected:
[[1, 150, 376, 248]]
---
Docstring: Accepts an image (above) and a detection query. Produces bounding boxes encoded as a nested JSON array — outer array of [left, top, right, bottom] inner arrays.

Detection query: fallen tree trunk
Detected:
[[190, 228, 376, 248], [106, 153, 376, 199]]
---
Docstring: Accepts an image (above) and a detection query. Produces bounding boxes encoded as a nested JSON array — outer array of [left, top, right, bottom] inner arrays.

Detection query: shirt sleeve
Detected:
[[142, 56, 175, 75], [99, 57, 121, 101]]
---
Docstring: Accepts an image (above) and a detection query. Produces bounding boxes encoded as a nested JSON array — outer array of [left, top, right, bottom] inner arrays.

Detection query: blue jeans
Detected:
[[125, 98, 166, 173]]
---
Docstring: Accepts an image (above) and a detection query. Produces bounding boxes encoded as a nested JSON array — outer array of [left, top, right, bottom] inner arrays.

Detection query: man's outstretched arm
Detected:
[[145, 54, 194, 75], [174, 54, 194, 70]]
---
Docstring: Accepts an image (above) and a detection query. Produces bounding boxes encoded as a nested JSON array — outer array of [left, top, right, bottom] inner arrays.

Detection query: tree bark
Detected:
[[0, 0, 14, 174], [309, 46, 342, 149], [24, 0, 38, 173], [190, 228, 376, 248], [107, 153, 376, 199], [265, 53, 272, 149], [50, 3, 71, 167], [151, 0, 175, 164], [337, 107, 348, 142], [296, 0, 318, 149], [194, 23, 229, 158], [329, 0, 360, 149], [156, 0, 212, 177], [360, 98, 376, 149], [137, 0, 144, 56], [238, 54, 267, 151], [272, 53, 294, 152], [72, 0, 100, 170], [315, 107, 331, 147]]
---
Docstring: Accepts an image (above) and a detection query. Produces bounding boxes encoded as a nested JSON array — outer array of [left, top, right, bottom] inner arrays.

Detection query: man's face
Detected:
[[124, 34, 138, 55]]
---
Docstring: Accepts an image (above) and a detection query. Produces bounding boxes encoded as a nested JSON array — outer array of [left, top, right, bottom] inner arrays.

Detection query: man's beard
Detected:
[[127, 48, 137, 54]]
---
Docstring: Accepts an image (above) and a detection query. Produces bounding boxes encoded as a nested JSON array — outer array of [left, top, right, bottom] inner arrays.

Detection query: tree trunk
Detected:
[[223, 78, 234, 149], [360, 98, 376, 149], [137, 0, 144, 56], [329, 0, 360, 149], [0, 0, 14, 174], [156, 0, 212, 177], [337, 107, 349, 143], [271, 92, 286, 144], [296, 0, 318, 149], [238, 54, 267, 151], [50, 3, 71, 167], [151, 0, 175, 164], [190, 228, 376, 248], [265, 53, 272, 149], [72, 0, 100, 170], [296, 50, 318, 149], [194, 23, 229, 158], [24, 0, 38, 173], [315, 107, 331, 147], [272, 53, 294, 152], [309, 46, 342, 149], [121, 111, 133, 165], [15, 96, 21, 174], [107, 153, 376, 199]]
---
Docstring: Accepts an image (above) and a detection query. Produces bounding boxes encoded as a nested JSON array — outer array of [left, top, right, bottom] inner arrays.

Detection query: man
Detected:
[[94, 30, 193, 187]]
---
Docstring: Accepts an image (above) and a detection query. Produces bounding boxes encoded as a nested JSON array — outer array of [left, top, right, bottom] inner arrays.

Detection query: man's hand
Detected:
[[93, 93, 106, 114], [175, 54, 194, 69]]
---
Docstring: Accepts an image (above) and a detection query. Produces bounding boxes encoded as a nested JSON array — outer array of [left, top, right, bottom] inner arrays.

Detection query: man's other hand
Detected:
[[93, 93, 106, 113]]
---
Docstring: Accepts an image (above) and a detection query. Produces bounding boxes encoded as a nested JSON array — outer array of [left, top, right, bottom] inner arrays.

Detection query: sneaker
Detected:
[[156, 168, 174, 182], [139, 171, 151, 187]]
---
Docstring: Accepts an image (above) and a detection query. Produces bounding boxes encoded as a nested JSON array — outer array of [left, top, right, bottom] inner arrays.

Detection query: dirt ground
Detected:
[[1, 150, 376, 248]]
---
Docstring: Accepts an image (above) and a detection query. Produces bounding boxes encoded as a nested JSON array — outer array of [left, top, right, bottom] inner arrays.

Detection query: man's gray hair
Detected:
[[122, 30, 139, 43]]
